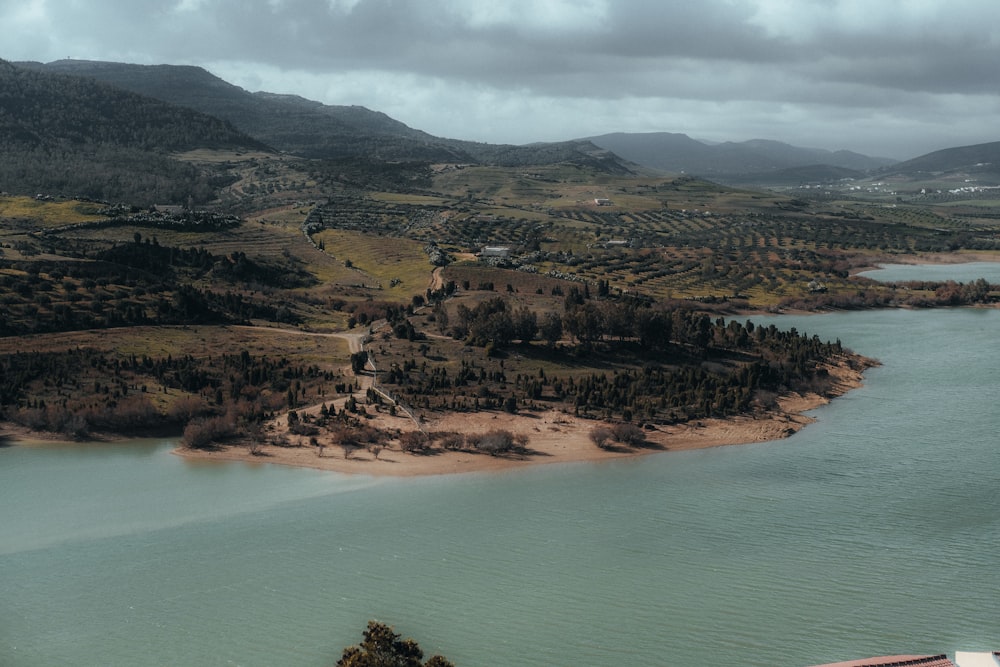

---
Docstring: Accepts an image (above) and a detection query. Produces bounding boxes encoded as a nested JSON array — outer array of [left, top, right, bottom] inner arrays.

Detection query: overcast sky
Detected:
[[3, 0, 999, 160]]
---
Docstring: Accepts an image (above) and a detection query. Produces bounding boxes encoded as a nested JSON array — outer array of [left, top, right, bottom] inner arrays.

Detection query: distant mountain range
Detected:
[[4, 57, 1000, 201], [585, 132, 897, 182], [876, 141, 1000, 180], [18, 59, 629, 172], [0, 59, 266, 203]]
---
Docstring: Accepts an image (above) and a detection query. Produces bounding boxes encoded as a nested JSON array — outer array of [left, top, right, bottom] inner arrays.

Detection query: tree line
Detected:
[[1, 347, 337, 439], [376, 288, 856, 425]]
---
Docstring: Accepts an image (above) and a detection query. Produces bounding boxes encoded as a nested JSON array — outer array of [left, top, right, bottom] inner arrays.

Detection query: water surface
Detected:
[[858, 261, 1000, 283], [2, 308, 999, 666]]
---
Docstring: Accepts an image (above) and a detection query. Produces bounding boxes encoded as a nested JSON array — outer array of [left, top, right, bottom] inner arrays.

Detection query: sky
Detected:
[[3, 0, 999, 160]]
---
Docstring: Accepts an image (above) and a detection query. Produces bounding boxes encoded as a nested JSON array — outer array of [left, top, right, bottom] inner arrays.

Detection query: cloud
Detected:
[[1, 0, 998, 158]]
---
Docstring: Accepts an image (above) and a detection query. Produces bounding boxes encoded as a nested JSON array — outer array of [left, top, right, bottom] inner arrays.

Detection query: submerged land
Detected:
[[2, 59, 1000, 475]]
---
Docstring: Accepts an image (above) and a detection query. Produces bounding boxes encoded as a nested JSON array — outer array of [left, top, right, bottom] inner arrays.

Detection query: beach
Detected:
[[177, 357, 868, 477]]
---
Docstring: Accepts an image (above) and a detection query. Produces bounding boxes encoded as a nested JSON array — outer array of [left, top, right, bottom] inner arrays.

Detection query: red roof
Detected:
[[811, 655, 956, 667]]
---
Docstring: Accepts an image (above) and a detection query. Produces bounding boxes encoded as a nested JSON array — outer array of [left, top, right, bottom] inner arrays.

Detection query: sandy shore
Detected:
[[177, 358, 870, 477]]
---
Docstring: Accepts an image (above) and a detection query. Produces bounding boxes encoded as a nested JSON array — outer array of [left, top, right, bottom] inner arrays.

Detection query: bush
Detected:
[[399, 430, 429, 453], [182, 414, 239, 449], [473, 429, 517, 456], [434, 431, 465, 450], [612, 422, 646, 446], [589, 426, 614, 449]]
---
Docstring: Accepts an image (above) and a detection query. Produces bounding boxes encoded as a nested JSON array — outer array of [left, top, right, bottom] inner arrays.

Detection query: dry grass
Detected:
[[0, 325, 351, 367], [313, 229, 435, 297], [0, 196, 105, 228]]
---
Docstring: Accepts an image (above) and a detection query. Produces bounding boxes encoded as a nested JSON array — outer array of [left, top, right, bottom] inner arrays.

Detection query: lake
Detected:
[[857, 261, 1000, 283], [2, 302, 999, 665]]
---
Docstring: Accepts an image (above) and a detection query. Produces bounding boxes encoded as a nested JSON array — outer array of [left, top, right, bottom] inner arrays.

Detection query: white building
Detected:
[[955, 652, 1000, 667], [481, 246, 511, 259]]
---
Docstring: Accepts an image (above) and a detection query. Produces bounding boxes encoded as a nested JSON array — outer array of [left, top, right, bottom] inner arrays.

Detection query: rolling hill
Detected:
[[586, 132, 895, 181], [876, 140, 1000, 179], [0, 59, 267, 204], [23, 59, 630, 172]]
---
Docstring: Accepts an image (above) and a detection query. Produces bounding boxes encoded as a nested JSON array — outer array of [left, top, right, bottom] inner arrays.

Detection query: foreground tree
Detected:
[[336, 621, 454, 667]]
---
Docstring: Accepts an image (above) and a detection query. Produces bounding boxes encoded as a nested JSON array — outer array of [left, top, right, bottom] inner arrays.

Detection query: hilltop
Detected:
[[586, 131, 895, 182], [876, 140, 1000, 181], [22, 59, 630, 171], [1, 57, 999, 470], [0, 59, 267, 205]]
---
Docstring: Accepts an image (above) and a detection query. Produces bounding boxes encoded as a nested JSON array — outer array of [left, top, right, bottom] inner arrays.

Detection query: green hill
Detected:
[[26, 59, 630, 171], [0, 60, 268, 204], [878, 140, 1000, 179]]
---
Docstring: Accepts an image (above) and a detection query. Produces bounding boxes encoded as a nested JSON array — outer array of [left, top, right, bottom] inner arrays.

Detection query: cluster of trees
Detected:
[[449, 296, 540, 348], [590, 422, 647, 449], [443, 289, 732, 356], [393, 428, 527, 457], [378, 288, 852, 424], [0, 60, 261, 204], [0, 276, 248, 336], [778, 278, 997, 311], [336, 621, 453, 667], [1, 347, 335, 439], [0, 243, 309, 336]]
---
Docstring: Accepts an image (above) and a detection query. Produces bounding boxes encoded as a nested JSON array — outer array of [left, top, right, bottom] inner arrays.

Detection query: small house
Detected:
[[481, 246, 511, 259]]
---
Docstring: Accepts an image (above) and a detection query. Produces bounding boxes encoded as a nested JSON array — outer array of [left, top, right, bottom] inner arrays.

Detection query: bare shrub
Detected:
[[399, 431, 429, 453], [589, 426, 614, 449], [474, 429, 516, 456], [435, 431, 466, 451], [612, 422, 646, 446], [166, 396, 206, 424], [289, 421, 319, 436], [182, 414, 239, 449]]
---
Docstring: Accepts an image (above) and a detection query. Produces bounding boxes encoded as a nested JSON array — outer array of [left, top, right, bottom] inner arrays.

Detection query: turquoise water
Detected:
[[857, 261, 1000, 283], [2, 307, 1000, 666]]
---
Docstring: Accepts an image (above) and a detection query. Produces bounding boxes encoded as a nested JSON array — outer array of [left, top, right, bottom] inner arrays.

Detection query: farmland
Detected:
[[2, 155, 999, 448]]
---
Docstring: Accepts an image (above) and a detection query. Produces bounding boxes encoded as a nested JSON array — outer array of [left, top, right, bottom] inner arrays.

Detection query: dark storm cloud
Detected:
[[3, 0, 999, 158]]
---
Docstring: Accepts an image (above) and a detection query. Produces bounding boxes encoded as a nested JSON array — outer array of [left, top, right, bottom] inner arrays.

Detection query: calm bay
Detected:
[[2, 287, 999, 665]]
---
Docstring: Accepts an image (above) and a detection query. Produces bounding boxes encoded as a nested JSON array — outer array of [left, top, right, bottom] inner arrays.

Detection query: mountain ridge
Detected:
[[876, 140, 1000, 178], [585, 131, 896, 179], [0, 59, 267, 204], [23, 59, 630, 171]]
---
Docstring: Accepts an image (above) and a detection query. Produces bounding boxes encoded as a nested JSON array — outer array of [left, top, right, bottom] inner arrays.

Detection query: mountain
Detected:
[[0, 60, 268, 204], [1, 60, 265, 153], [722, 164, 866, 186], [586, 132, 895, 179], [24, 60, 629, 172], [876, 140, 1000, 179]]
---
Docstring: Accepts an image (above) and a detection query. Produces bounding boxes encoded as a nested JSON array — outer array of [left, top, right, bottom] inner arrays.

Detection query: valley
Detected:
[[2, 59, 1000, 474]]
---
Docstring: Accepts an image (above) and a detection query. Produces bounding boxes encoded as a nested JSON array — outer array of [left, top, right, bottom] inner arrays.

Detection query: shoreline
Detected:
[[174, 357, 871, 477], [1, 360, 871, 477]]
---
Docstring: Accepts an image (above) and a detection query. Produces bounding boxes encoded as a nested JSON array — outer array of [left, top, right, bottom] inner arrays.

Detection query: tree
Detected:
[[540, 311, 563, 346], [351, 351, 370, 375], [336, 621, 453, 667], [512, 305, 537, 343]]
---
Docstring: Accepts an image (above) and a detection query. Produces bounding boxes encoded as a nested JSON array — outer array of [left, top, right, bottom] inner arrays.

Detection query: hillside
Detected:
[[877, 140, 1000, 179], [0, 60, 267, 204], [722, 164, 866, 186], [587, 132, 894, 180], [26, 59, 630, 171]]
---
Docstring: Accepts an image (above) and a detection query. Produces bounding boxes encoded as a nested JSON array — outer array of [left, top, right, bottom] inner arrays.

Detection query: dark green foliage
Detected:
[[27, 58, 634, 173], [0, 347, 331, 438], [452, 297, 514, 347], [383, 293, 856, 425], [0, 60, 263, 203], [336, 620, 453, 667]]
